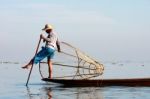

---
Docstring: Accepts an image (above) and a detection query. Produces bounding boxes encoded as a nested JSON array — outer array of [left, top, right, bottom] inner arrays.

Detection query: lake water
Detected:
[[0, 61, 150, 99]]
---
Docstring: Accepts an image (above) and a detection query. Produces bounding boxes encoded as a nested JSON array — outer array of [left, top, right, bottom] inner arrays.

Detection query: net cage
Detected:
[[39, 42, 104, 79]]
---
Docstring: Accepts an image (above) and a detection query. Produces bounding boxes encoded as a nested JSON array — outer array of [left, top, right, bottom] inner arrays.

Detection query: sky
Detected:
[[0, 0, 150, 62]]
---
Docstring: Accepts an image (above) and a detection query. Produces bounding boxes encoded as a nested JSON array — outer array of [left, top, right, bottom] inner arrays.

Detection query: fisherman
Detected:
[[22, 24, 61, 79]]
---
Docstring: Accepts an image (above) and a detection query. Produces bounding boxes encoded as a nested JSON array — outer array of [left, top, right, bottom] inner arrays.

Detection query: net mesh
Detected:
[[39, 42, 104, 79]]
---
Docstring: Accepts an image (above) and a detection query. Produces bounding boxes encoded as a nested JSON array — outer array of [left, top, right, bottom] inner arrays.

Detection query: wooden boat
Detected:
[[42, 78, 150, 87], [40, 42, 150, 87]]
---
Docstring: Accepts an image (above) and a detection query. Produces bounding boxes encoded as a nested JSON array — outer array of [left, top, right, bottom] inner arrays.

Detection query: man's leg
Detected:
[[22, 47, 48, 69], [47, 59, 52, 79]]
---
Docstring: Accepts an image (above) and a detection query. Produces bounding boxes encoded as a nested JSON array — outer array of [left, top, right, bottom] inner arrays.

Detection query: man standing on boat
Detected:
[[22, 24, 61, 79]]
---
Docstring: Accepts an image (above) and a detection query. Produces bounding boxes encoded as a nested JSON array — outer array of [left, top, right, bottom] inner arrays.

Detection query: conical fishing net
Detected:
[[39, 42, 104, 79]]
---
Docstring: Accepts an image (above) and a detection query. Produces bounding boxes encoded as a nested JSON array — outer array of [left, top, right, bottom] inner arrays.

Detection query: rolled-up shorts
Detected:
[[33, 46, 55, 64]]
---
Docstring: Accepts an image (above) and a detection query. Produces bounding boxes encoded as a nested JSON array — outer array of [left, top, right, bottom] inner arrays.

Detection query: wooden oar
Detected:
[[26, 37, 42, 86]]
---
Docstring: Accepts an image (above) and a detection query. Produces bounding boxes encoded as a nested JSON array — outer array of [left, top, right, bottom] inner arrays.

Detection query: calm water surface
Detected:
[[0, 62, 150, 99]]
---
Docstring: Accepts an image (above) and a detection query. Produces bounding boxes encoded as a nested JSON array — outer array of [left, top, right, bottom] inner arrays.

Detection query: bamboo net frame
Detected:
[[39, 42, 104, 79]]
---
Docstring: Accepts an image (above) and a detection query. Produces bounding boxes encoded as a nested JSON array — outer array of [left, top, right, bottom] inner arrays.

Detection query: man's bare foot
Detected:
[[48, 76, 52, 79], [22, 64, 32, 69]]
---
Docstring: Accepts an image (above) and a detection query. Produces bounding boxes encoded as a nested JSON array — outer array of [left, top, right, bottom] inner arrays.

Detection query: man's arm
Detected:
[[56, 40, 61, 52]]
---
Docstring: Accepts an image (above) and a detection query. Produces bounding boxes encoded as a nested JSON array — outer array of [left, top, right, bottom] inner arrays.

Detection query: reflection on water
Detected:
[[24, 84, 150, 99], [1, 61, 150, 99], [25, 85, 103, 99]]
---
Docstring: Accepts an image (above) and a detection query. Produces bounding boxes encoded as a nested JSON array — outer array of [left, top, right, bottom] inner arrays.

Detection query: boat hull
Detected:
[[42, 78, 150, 87]]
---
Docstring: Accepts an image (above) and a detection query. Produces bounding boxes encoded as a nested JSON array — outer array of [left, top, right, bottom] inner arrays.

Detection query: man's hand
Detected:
[[43, 39, 46, 42], [58, 49, 61, 52], [40, 34, 43, 39], [40, 34, 44, 39]]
